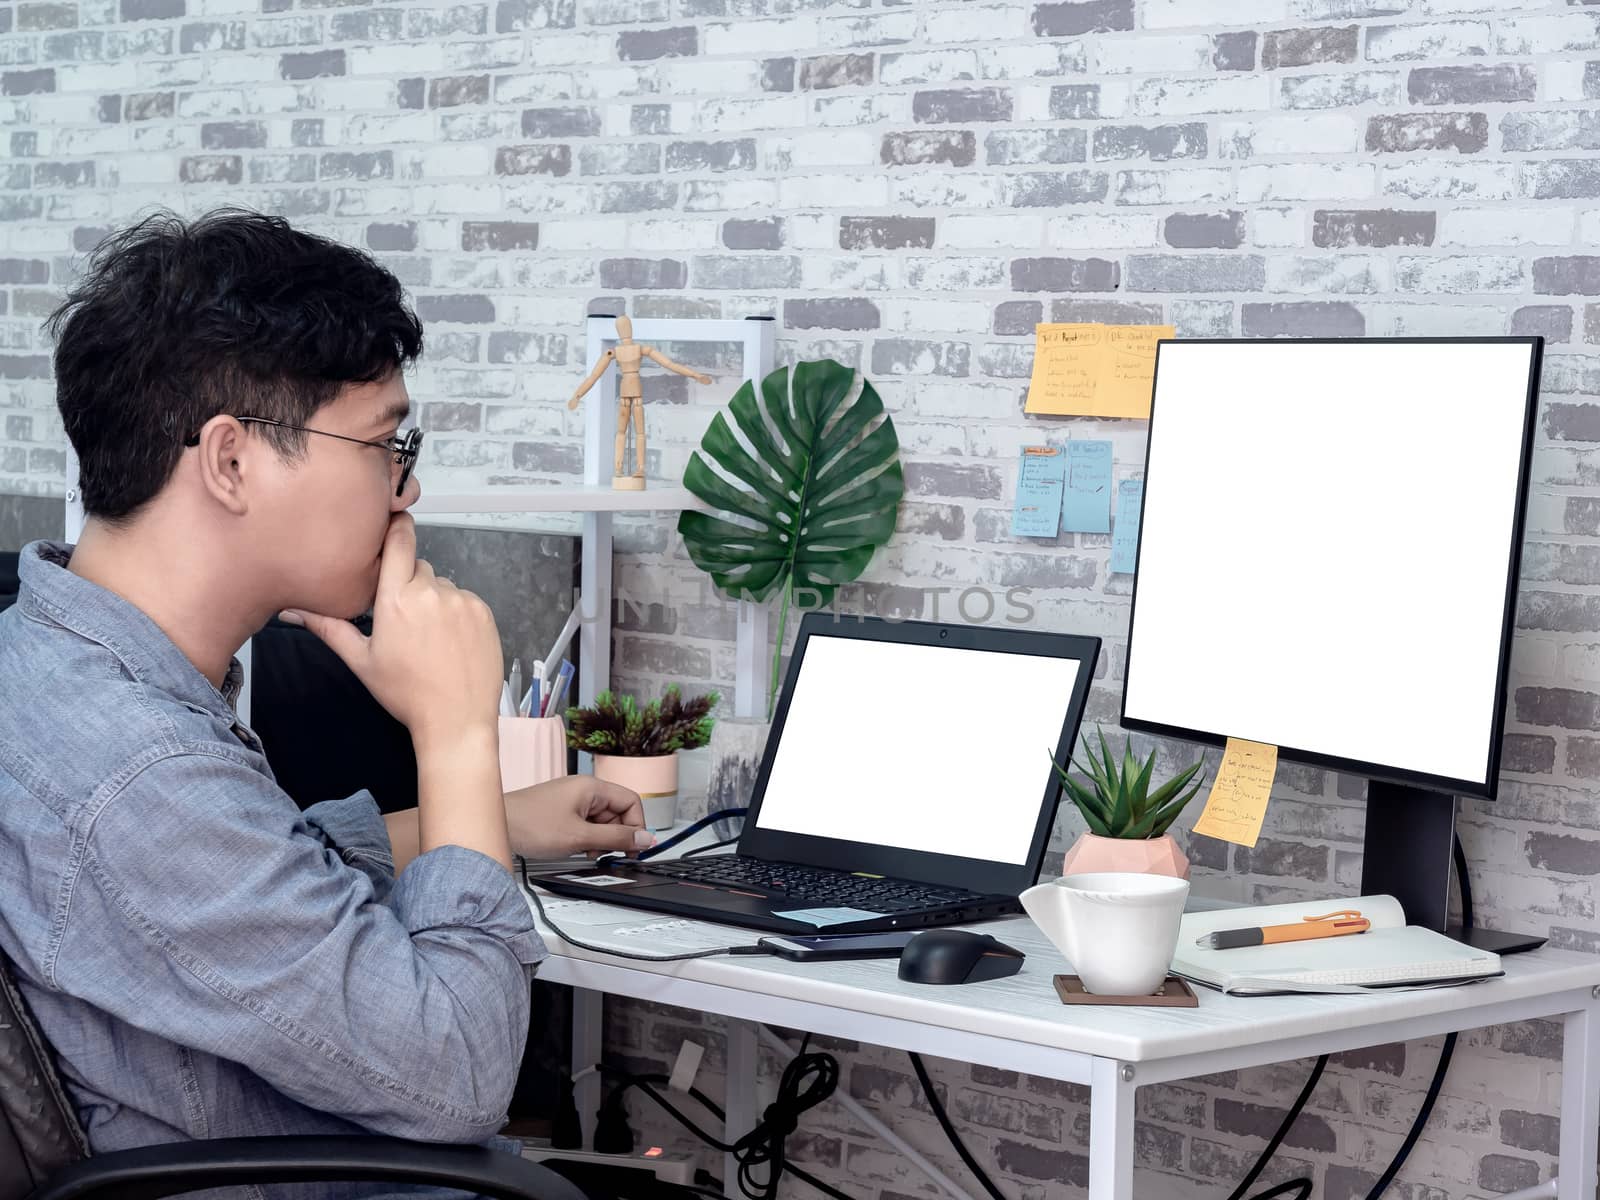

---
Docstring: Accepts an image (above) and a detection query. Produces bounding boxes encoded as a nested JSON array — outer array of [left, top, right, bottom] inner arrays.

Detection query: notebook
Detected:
[[1172, 895, 1503, 996]]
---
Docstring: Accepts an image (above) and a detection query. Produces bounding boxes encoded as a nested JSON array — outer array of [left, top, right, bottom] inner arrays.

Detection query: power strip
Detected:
[[521, 1144, 696, 1186]]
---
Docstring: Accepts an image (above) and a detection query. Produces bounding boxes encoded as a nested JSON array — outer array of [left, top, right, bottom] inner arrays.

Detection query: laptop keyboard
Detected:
[[629, 856, 976, 913]]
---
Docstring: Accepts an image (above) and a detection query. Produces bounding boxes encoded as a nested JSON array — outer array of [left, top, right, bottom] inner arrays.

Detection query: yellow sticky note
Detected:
[[1102, 325, 1170, 417], [1023, 323, 1174, 419], [1191, 738, 1279, 849]]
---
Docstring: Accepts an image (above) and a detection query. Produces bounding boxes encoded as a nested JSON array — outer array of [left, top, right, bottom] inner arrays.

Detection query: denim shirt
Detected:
[[0, 541, 546, 1200]]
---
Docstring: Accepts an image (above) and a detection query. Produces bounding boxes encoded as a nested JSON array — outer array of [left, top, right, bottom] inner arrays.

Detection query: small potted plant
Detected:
[[1048, 728, 1207, 879], [567, 685, 719, 830]]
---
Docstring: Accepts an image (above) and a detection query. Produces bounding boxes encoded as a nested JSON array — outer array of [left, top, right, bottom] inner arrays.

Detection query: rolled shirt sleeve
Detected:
[[54, 747, 547, 1144], [300, 790, 397, 904]]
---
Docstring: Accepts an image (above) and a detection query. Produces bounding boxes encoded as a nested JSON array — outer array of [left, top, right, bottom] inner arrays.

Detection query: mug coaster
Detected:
[[1053, 975, 1198, 1007]]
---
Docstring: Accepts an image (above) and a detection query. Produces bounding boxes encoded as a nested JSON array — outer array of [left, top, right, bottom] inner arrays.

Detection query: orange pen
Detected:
[[1197, 909, 1371, 950]]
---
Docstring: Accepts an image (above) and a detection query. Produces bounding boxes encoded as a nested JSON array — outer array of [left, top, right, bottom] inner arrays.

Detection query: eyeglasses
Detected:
[[183, 417, 423, 498]]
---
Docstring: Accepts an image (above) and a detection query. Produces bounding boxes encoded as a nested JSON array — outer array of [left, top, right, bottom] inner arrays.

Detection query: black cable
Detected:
[[682, 835, 742, 858], [1354, 835, 1474, 1200], [726, 1037, 848, 1200], [519, 859, 764, 961], [908, 1052, 1007, 1200], [594, 1066, 729, 1152], [1455, 831, 1474, 931], [635, 808, 748, 861], [1224, 832, 1476, 1200], [1224, 1057, 1324, 1200], [593, 1052, 858, 1200]]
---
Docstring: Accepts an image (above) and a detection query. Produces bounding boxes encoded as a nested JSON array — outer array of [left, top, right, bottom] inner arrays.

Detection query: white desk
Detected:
[[521, 879, 1600, 1200]]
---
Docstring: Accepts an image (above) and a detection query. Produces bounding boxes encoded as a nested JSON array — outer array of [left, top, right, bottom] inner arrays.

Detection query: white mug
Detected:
[[1019, 872, 1190, 996]]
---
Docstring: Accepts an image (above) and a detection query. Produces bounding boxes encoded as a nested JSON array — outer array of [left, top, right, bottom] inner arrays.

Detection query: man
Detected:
[[0, 208, 648, 1197]]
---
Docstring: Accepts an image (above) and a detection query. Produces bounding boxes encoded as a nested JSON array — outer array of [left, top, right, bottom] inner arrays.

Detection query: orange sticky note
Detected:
[[1023, 323, 1173, 419], [1191, 738, 1278, 849]]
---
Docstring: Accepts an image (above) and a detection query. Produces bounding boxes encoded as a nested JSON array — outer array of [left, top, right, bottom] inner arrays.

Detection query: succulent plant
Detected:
[[1049, 727, 1206, 839]]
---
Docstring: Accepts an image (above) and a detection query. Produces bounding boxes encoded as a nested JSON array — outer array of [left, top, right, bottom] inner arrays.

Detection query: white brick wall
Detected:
[[7, 0, 1600, 1194]]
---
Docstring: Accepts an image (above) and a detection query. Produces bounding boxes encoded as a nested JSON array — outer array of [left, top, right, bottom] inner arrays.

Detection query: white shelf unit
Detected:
[[416, 315, 778, 730], [562, 314, 776, 721], [62, 315, 779, 726], [412, 485, 709, 515]]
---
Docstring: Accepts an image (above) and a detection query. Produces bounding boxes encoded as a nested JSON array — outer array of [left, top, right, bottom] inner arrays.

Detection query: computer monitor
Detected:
[[1120, 337, 1544, 950]]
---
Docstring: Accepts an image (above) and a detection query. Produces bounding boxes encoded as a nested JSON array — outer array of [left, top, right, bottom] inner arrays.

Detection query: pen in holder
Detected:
[[498, 715, 568, 792]]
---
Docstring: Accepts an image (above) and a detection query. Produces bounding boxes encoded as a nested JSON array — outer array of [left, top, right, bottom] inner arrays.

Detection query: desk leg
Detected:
[[1561, 1002, 1600, 1200], [1088, 1058, 1135, 1200], [724, 1020, 760, 1199], [572, 987, 604, 1149]]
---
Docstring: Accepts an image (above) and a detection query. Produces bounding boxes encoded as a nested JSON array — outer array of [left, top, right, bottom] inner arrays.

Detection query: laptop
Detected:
[[534, 614, 1100, 934]]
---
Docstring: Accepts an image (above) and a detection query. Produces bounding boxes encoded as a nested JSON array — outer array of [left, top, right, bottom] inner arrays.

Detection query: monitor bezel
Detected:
[[1119, 335, 1544, 802], [739, 612, 1101, 895]]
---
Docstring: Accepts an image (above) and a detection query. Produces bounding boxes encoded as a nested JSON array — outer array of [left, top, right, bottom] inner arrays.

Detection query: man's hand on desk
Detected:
[[504, 775, 656, 859]]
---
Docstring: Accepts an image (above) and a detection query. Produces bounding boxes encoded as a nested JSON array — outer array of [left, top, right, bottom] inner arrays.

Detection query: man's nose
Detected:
[[396, 472, 421, 511]]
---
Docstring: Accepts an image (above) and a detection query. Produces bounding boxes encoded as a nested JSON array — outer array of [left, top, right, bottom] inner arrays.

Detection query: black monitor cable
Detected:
[[1353, 835, 1471, 1200], [1223, 832, 1473, 1200], [908, 1052, 1008, 1200], [1222, 1056, 1325, 1200]]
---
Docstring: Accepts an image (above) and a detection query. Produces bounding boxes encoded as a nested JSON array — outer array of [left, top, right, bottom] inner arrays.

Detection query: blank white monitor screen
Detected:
[[755, 635, 1087, 864], [1123, 339, 1539, 794]]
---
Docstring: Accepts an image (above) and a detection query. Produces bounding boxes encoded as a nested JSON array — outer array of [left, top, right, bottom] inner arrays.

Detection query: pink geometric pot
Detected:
[[593, 752, 679, 830], [1061, 831, 1190, 880]]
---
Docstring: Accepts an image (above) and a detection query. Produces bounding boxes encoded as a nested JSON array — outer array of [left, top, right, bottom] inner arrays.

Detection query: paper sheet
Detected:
[[1191, 738, 1279, 849], [1108, 479, 1143, 573], [1023, 324, 1173, 418], [1011, 446, 1066, 538], [1062, 440, 1113, 534]]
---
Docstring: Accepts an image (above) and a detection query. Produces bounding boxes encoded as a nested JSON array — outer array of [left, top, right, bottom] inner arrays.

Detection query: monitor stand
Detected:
[[1361, 782, 1546, 955]]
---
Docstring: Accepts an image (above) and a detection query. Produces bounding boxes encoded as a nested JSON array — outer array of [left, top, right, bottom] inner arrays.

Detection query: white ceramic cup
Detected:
[[1019, 871, 1190, 996]]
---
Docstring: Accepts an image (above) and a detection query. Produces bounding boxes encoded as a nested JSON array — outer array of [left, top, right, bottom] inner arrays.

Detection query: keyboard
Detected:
[[629, 856, 977, 913]]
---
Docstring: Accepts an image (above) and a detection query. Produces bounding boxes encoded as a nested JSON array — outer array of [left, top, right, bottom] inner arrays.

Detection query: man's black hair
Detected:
[[47, 207, 424, 522]]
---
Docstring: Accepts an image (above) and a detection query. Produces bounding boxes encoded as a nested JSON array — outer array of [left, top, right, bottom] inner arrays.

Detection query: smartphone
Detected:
[[757, 931, 919, 961]]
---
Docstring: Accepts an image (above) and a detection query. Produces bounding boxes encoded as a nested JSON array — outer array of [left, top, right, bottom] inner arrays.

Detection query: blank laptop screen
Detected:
[[753, 634, 1087, 864]]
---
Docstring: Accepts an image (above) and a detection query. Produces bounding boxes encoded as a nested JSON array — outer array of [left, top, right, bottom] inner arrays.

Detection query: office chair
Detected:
[[0, 951, 588, 1200]]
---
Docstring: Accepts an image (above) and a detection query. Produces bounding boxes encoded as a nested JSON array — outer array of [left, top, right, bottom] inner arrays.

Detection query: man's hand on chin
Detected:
[[505, 775, 656, 860]]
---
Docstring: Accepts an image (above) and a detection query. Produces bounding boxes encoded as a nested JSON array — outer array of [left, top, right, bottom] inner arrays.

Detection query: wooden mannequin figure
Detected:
[[568, 315, 713, 490]]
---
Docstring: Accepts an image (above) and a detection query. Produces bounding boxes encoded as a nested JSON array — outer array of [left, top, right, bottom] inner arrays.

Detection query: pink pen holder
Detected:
[[498, 716, 568, 792]]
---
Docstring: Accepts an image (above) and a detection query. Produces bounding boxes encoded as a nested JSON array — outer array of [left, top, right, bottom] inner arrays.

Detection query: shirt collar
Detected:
[[18, 540, 245, 718]]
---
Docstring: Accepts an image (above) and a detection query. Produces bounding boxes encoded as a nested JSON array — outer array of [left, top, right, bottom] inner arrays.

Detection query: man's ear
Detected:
[[193, 416, 251, 516]]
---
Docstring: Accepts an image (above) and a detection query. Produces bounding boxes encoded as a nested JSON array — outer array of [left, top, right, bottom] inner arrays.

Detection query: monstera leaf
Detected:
[[678, 359, 903, 715]]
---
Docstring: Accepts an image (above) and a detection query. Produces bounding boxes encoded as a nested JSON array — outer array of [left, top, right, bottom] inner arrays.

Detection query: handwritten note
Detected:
[[1023, 324, 1174, 419], [1011, 446, 1066, 538], [1062, 440, 1113, 534], [1108, 479, 1143, 573], [1192, 738, 1279, 849], [1104, 325, 1171, 417]]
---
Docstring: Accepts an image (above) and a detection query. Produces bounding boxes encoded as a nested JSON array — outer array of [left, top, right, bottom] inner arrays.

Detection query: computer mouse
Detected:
[[897, 929, 1026, 985]]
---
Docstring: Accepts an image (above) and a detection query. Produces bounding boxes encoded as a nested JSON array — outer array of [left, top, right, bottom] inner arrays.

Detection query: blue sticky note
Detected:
[[1011, 446, 1066, 538], [1062, 440, 1113, 534], [773, 907, 885, 927], [1110, 479, 1144, 574]]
